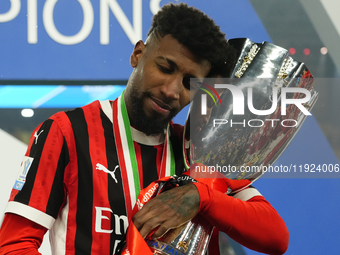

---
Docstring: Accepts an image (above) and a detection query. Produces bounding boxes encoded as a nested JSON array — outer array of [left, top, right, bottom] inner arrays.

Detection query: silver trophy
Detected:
[[146, 38, 318, 255], [189, 38, 318, 183]]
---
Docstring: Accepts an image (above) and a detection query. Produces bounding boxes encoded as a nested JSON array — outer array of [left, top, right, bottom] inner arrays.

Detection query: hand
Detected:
[[132, 183, 200, 239]]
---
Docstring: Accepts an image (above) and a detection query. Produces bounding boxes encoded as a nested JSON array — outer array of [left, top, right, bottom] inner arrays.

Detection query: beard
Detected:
[[129, 89, 178, 136]]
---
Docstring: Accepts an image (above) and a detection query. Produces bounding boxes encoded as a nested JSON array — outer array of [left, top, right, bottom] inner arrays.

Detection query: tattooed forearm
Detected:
[[158, 185, 200, 219]]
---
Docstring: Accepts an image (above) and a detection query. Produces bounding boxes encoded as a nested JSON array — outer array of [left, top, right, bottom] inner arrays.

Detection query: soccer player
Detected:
[[0, 3, 288, 255]]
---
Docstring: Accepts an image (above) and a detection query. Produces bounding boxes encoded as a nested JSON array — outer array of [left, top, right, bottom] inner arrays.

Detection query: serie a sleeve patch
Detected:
[[13, 156, 34, 191]]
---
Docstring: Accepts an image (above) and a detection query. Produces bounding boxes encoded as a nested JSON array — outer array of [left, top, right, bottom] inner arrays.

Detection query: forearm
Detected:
[[0, 214, 46, 255], [194, 182, 289, 255]]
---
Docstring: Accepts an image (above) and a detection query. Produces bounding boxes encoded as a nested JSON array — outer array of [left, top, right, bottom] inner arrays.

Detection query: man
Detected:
[[0, 3, 288, 255]]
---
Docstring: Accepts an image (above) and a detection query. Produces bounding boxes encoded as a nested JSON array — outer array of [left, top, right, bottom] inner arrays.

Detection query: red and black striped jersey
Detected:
[[5, 100, 186, 255]]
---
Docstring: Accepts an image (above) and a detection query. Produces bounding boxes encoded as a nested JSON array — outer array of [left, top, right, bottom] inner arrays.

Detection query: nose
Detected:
[[160, 75, 183, 100]]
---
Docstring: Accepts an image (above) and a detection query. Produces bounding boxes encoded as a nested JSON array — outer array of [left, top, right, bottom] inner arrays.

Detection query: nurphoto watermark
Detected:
[[188, 77, 327, 179]]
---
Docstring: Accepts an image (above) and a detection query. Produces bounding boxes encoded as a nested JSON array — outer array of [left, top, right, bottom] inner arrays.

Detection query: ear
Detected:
[[130, 40, 146, 68]]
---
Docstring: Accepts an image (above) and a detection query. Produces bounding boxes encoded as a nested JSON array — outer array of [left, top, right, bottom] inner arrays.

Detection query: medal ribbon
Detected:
[[120, 175, 172, 255], [112, 92, 175, 220]]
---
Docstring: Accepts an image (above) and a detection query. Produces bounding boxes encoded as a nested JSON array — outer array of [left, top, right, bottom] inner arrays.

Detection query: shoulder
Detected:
[[50, 100, 101, 125], [37, 101, 103, 144]]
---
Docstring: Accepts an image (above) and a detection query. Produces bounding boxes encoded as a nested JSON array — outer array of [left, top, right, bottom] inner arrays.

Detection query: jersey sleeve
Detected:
[[4, 118, 70, 230], [0, 213, 46, 255], [193, 182, 289, 255]]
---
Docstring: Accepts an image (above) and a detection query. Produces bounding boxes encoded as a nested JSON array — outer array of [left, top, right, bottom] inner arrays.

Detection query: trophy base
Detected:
[[146, 239, 186, 255], [146, 215, 213, 255]]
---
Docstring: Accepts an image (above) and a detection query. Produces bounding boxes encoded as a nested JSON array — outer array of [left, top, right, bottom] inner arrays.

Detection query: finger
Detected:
[[132, 200, 163, 229], [132, 204, 167, 237], [151, 219, 179, 240], [157, 224, 187, 241], [132, 209, 151, 231], [134, 203, 180, 238], [137, 216, 161, 239]]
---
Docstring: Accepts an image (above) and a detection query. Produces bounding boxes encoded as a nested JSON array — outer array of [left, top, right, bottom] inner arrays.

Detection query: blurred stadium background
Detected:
[[1, 0, 339, 254]]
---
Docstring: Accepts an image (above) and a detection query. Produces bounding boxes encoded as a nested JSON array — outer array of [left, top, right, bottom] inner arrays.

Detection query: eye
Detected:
[[157, 64, 172, 74]]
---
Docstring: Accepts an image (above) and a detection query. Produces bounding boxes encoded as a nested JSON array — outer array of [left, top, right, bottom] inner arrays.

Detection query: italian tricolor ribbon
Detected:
[[112, 92, 175, 220]]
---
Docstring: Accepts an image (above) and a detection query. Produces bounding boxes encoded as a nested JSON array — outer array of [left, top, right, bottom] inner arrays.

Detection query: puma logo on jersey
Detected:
[[96, 163, 119, 183], [34, 130, 44, 144]]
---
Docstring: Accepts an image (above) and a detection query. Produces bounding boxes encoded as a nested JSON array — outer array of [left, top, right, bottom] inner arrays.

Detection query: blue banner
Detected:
[[0, 0, 269, 80]]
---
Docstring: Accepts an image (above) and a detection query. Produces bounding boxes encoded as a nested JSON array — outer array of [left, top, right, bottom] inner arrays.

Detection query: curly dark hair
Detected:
[[148, 3, 236, 77]]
